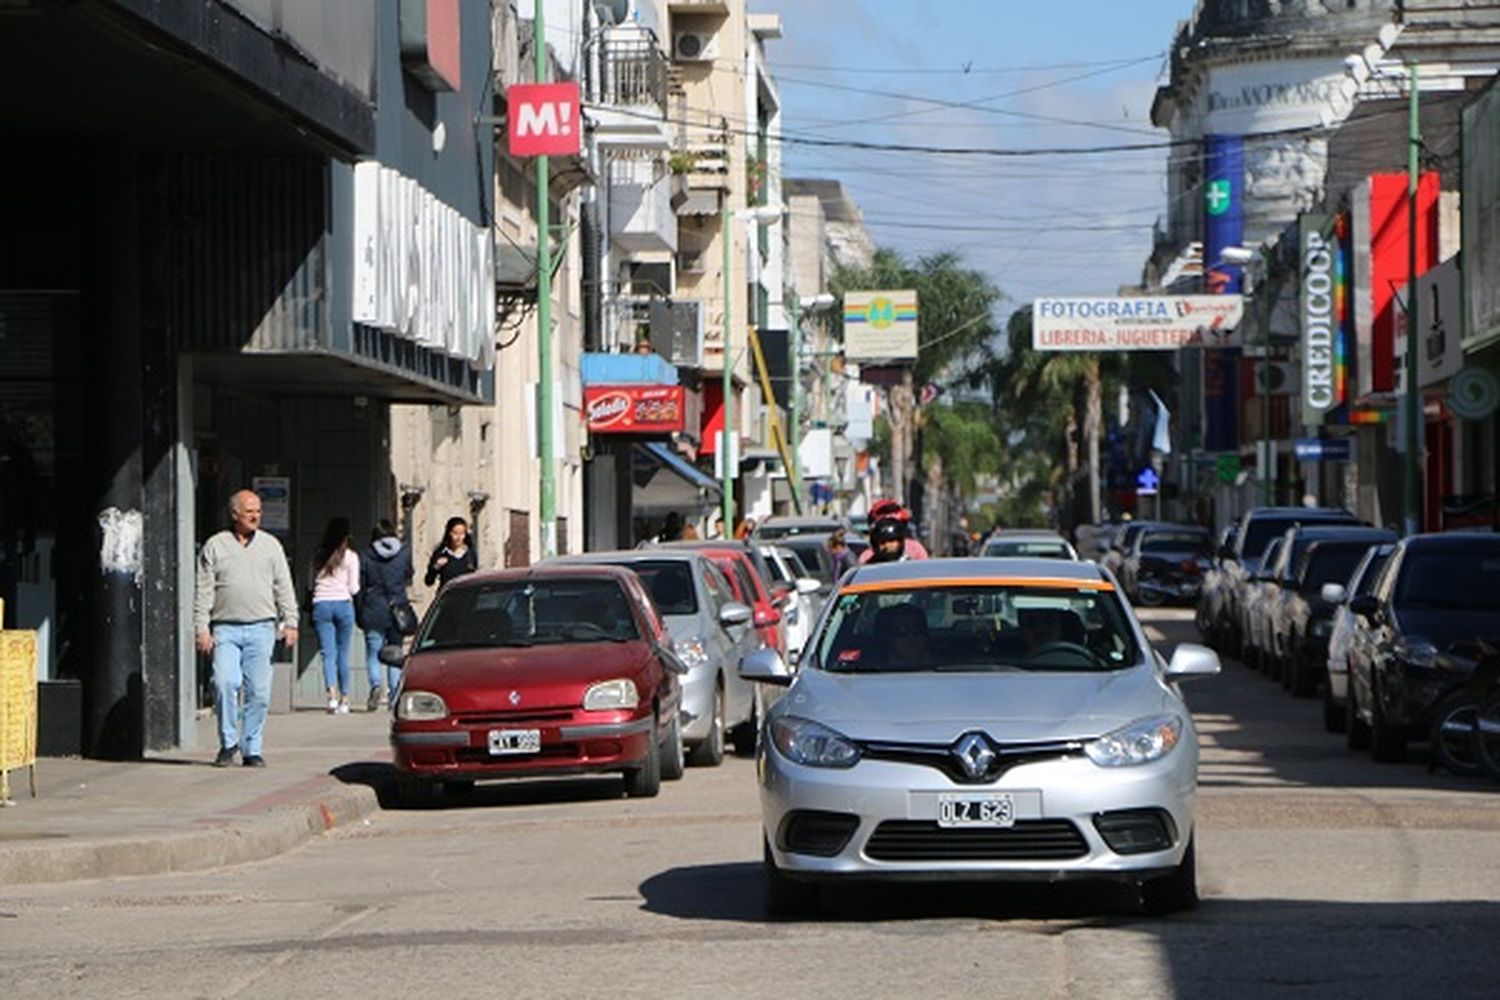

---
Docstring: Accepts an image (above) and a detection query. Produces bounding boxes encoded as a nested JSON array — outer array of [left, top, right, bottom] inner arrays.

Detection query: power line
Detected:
[[767, 54, 1166, 75]]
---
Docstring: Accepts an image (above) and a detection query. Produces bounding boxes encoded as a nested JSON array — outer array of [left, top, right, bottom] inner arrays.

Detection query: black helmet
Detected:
[[869, 518, 908, 561]]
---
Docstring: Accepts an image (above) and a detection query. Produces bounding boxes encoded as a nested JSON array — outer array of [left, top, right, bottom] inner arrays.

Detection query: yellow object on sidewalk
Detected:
[[0, 598, 39, 805]]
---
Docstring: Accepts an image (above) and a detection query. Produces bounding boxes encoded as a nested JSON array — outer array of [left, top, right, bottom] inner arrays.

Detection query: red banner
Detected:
[[584, 385, 686, 434]]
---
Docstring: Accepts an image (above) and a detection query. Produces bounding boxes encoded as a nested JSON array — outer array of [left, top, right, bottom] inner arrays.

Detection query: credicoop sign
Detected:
[[1301, 214, 1337, 425]]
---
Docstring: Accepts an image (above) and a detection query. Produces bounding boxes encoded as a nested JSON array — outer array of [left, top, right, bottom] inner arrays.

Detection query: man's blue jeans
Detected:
[[211, 620, 276, 756], [312, 600, 355, 695]]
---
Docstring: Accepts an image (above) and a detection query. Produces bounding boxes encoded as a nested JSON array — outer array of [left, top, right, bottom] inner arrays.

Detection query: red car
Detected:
[[390, 565, 684, 804], [659, 541, 786, 654]]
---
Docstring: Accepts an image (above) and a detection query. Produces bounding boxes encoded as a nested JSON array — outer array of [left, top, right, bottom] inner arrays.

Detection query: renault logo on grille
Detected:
[[953, 732, 996, 780], [509, 690, 522, 706]]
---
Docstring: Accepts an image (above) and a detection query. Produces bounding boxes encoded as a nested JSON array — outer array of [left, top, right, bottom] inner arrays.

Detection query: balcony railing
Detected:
[[600, 33, 669, 113]]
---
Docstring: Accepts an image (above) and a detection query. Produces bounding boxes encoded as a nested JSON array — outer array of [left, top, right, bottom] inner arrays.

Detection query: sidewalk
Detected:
[[0, 708, 394, 887]]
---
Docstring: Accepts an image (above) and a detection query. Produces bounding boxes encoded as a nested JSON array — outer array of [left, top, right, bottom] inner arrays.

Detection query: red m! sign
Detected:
[[508, 83, 582, 157]]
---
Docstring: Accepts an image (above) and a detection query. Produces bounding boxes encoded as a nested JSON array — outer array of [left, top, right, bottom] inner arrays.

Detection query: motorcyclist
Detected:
[[864, 517, 909, 564], [858, 498, 929, 562]]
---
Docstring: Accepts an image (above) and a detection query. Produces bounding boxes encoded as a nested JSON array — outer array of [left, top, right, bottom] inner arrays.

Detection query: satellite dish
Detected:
[[594, 0, 629, 25]]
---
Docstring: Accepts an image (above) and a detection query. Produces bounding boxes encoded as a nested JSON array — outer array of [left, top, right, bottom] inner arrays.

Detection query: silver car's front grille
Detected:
[[858, 738, 1084, 784], [865, 820, 1089, 861]]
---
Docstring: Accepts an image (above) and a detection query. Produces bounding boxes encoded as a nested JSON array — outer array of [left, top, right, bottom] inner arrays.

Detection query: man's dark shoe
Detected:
[[242, 754, 267, 768], [213, 746, 239, 768]]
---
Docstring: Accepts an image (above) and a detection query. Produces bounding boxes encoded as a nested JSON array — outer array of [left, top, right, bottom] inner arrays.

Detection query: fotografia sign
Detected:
[[843, 290, 918, 361], [1032, 296, 1245, 351]]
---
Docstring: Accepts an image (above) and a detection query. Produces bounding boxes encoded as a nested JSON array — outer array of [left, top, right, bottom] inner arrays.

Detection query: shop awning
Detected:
[[638, 442, 721, 495]]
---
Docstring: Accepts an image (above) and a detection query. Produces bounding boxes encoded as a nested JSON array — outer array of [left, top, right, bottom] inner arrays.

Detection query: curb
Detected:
[[0, 781, 382, 888]]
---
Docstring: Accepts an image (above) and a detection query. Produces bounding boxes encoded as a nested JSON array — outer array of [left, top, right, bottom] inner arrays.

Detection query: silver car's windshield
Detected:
[[813, 583, 1139, 674]]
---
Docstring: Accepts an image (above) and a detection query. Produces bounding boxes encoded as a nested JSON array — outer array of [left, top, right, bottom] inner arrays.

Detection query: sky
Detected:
[[748, 0, 1198, 321]]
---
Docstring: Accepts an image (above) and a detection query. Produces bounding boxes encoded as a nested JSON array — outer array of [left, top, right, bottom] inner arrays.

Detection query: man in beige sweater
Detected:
[[194, 490, 299, 767]]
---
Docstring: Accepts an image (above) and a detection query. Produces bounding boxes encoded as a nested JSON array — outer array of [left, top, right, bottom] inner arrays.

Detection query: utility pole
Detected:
[[535, 0, 557, 559], [789, 297, 802, 508], [720, 202, 735, 534], [1261, 261, 1274, 506], [1403, 60, 1423, 537]]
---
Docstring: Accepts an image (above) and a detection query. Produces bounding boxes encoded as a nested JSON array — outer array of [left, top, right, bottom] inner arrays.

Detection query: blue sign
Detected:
[[1203, 134, 1244, 454], [1136, 466, 1160, 494], [1293, 438, 1352, 462]]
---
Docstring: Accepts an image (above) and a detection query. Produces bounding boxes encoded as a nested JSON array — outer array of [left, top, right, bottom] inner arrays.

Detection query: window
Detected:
[[419, 579, 639, 649], [614, 560, 698, 616]]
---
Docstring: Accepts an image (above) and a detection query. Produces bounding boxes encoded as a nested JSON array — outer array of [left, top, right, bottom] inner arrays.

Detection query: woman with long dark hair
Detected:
[[310, 517, 360, 714], [424, 516, 478, 588]]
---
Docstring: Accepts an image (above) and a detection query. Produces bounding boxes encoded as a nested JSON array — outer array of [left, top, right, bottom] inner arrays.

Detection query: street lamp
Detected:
[[789, 292, 836, 509], [1214, 243, 1275, 506], [720, 202, 785, 533]]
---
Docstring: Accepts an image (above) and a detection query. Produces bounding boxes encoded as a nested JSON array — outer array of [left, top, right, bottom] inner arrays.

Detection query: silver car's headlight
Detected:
[[397, 690, 448, 721], [583, 679, 640, 710], [769, 716, 861, 768], [676, 635, 711, 669], [1085, 714, 1183, 768]]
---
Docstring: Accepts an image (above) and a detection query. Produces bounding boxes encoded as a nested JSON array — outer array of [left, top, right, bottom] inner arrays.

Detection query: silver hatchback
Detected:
[[740, 558, 1219, 916]]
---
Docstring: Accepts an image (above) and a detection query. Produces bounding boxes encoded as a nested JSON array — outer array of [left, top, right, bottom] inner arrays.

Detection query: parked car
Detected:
[[1215, 507, 1361, 657], [389, 565, 691, 803], [1100, 521, 1165, 580], [657, 540, 788, 658], [556, 550, 760, 765], [778, 532, 867, 594], [1320, 543, 1395, 733], [1345, 533, 1500, 763], [755, 515, 848, 541], [1194, 520, 1240, 645], [740, 557, 1220, 917], [1121, 525, 1212, 606], [980, 529, 1079, 560], [759, 543, 824, 658], [1238, 536, 1285, 672], [1264, 528, 1396, 695]]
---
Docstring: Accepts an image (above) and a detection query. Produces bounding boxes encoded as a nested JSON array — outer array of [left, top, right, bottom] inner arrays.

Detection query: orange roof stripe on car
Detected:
[[839, 577, 1115, 595]]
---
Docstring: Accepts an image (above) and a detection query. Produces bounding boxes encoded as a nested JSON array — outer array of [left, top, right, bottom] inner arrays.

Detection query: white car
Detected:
[[740, 557, 1220, 917], [758, 544, 823, 658]]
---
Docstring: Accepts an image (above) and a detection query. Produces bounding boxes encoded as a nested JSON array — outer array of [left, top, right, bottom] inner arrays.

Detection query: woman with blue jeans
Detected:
[[310, 518, 361, 714]]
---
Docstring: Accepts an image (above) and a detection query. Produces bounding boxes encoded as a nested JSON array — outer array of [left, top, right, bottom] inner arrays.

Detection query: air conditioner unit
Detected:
[[649, 300, 704, 368], [1253, 360, 1296, 396], [677, 248, 709, 275], [673, 30, 718, 62], [626, 261, 674, 298]]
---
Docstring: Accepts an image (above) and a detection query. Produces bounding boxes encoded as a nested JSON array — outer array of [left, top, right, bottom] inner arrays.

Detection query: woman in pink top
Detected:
[[310, 518, 361, 714]]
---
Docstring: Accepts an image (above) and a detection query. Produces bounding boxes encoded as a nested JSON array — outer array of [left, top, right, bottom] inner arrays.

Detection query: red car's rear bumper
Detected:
[[391, 710, 654, 779]]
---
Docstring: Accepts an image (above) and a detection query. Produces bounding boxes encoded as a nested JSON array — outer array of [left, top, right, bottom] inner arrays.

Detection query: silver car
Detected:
[[739, 558, 1219, 917], [556, 551, 759, 764]]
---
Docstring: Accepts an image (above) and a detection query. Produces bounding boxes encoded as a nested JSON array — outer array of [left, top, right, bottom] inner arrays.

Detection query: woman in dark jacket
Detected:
[[424, 516, 478, 588], [358, 519, 415, 710]]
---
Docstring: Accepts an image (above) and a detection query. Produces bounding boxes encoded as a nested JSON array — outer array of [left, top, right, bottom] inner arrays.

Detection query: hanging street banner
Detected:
[[508, 82, 582, 157], [844, 290, 918, 361], [1032, 295, 1245, 351]]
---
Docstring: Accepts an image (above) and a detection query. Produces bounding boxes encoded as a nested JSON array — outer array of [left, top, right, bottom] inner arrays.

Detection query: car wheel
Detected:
[[1139, 836, 1198, 916], [1369, 681, 1408, 764], [623, 720, 662, 798], [687, 680, 726, 767], [730, 688, 760, 757], [1346, 682, 1371, 751], [763, 838, 819, 919], [1138, 586, 1163, 607], [661, 713, 686, 782], [1428, 693, 1482, 777], [1476, 690, 1500, 781], [1323, 681, 1347, 733], [1291, 650, 1319, 698]]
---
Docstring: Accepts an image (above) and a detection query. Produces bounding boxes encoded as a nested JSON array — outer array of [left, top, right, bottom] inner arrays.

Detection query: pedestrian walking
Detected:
[[357, 519, 415, 710], [828, 529, 856, 579], [193, 489, 298, 768], [424, 516, 478, 589], [309, 517, 360, 715]]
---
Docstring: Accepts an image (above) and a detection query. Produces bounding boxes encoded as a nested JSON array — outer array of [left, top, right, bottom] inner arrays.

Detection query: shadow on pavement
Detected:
[[330, 761, 628, 811], [638, 861, 1139, 924]]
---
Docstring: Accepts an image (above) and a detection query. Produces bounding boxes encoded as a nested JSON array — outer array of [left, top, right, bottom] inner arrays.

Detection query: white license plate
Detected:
[[937, 792, 1015, 828], [487, 728, 541, 756]]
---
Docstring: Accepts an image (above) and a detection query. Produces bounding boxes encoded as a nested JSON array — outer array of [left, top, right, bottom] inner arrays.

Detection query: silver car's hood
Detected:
[[779, 665, 1173, 744]]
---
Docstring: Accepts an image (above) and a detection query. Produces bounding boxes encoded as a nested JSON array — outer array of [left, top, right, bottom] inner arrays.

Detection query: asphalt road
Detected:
[[3, 608, 1499, 999]]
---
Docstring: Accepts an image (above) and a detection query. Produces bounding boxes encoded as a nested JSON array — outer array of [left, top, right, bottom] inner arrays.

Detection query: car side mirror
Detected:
[[1321, 582, 1348, 605], [738, 646, 792, 686], [1218, 544, 1235, 560], [377, 643, 407, 667], [1349, 594, 1381, 620], [1164, 642, 1220, 679], [795, 577, 821, 596], [719, 601, 753, 628]]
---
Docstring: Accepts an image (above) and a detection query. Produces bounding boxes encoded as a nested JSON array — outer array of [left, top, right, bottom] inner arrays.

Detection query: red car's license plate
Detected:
[[488, 729, 541, 755]]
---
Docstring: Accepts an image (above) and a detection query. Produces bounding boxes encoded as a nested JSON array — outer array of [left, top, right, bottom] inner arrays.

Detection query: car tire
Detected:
[[1323, 681, 1347, 733], [1291, 650, 1319, 698], [1346, 682, 1371, 751], [1140, 836, 1198, 916], [763, 838, 819, 919], [661, 713, 686, 782], [1369, 681, 1408, 764], [687, 680, 726, 767], [1428, 693, 1481, 777], [1138, 586, 1163, 607], [623, 720, 662, 798], [731, 688, 760, 757]]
